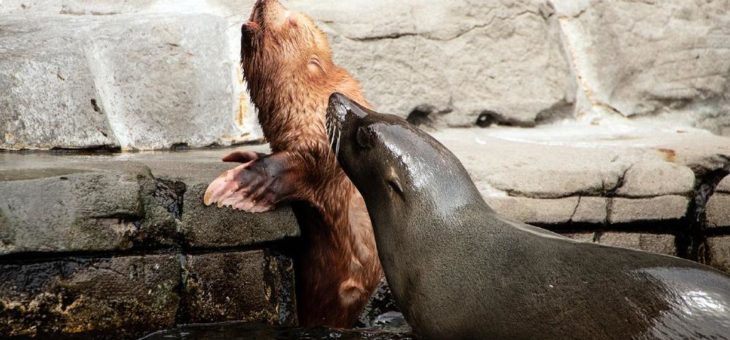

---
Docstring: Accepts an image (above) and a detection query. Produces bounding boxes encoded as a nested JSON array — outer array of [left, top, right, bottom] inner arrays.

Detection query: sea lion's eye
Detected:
[[356, 126, 375, 149], [387, 178, 404, 196]]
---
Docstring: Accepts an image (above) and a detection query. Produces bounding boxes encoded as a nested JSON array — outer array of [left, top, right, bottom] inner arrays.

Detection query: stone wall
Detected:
[[1, 0, 730, 338], [2, 0, 729, 151], [0, 149, 300, 338]]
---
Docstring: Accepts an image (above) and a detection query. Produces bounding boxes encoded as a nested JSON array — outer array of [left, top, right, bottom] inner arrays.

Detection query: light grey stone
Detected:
[[485, 196, 579, 225], [562, 232, 594, 243], [707, 236, 730, 274], [717, 176, 730, 193], [0, 168, 147, 255], [289, 0, 576, 127], [706, 193, 730, 228], [434, 130, 632, 199], [596, 232, 676, 256], [552, 0, 730, 134], [616, 160, 695, 197], [0, 13, 247, 151], [609, 196, 689, 224], [571, 197, 608, 224]]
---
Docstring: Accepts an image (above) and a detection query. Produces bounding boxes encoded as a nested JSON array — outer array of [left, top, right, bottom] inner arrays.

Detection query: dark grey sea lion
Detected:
[[325, 92, 730, 339]]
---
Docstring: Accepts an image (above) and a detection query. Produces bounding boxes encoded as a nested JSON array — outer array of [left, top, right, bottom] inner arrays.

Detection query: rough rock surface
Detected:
[[0, 148, 300, 338], [564, 232, 677, 256], [434, 125, 730, 227], [553, 1, 730, 135], [181, 251, 296, 325], [0, 146, 299, 255], [292, 0, 575, 127], [596, 232, 677, 256], [3, 0, 729, 151], [0, 13, 247, 151], [707, 176, 730, 229], [0, 165, 173, 255], [707, 236, 730, 273], [0, 255, 180, 338]]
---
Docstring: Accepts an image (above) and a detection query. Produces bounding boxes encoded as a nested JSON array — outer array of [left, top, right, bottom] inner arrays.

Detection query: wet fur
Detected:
[[239, 0, 381, 327]]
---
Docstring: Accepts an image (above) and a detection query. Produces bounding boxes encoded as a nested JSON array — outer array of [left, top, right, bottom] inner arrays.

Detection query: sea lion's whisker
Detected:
[[326, 116, 332, 138], [330, 125, 338, 150], [335, 128, 341, 159]]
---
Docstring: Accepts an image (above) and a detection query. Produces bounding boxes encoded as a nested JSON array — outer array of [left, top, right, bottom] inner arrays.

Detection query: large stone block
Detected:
[[616, 160, 695, 197], [706, 193, 730, 228], [0, 165, 177, 255], [609, 196, 689, 224], [0, 255, 180, 338], [0, 13, 247, 151], [290, 0, 575, 127], [486, 196, 579, 225], [553, 0, 730, 134], [706, 236, 730, 273], [181, 182, 300, 249], [181, 250, 296, 325]]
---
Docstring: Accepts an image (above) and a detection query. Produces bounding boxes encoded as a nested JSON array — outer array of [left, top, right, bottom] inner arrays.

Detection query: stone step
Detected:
[[0, 144, 298, 255]]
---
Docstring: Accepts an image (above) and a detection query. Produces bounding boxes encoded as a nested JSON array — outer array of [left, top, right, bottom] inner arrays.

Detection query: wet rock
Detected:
[[181, 183, 300, 248], [141, 321, 414, 340], [0, 166, 174, 255], [0, 255, 180, 338], [357, 278, 400, 328], [180, 250, 296, 326]]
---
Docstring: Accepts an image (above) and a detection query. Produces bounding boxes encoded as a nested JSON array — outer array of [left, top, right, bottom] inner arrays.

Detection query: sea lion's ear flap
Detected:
[[288, 15, 299, 28], [307, 55, 325, 75]]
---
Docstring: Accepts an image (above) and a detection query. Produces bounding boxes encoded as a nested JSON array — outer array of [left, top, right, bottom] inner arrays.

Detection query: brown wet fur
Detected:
[[238, 0, 381, 328]]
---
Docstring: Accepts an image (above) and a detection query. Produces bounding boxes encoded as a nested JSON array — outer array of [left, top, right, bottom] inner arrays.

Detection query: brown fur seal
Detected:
[[325, 92, 730, 339], [203, 0, 382, 328]]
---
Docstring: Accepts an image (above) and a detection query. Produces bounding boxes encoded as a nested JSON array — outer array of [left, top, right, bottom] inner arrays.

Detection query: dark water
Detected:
[[139, 321, 413, 340]]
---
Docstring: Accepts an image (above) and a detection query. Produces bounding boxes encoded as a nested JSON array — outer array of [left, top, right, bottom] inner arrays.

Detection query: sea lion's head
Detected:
[[326, 93, 489, 229], [241, 0, 334, 107]]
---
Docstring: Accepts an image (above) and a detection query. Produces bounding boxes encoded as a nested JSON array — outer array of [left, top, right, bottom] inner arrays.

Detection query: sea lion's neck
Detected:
[[252, 69, 367, 153]]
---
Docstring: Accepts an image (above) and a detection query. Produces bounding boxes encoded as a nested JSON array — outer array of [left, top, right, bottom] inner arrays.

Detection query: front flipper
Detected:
[[203, 152, 306, 212], [221, 150, 267, 163]]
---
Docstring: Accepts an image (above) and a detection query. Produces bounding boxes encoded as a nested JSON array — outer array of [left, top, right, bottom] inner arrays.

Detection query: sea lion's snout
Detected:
[[326, 93, 347, 159], [326, 93, 372, 159], [249, 0, 290, 28]]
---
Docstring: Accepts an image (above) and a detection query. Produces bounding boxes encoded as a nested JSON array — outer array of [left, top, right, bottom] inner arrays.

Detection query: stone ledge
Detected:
[[434, 126, 730, 227], [0, 146, 299, 256]]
